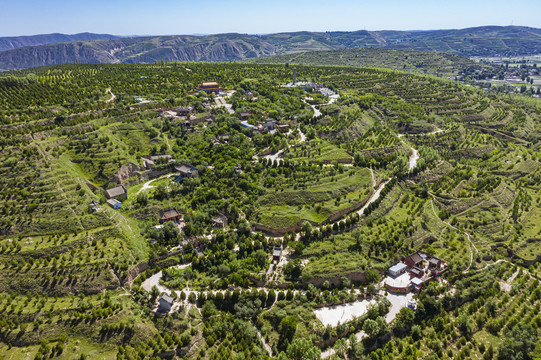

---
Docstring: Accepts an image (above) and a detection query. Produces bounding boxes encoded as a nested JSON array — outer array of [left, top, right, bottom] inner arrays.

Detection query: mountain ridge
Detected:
[[0, 32, 119, 52], [1, 26, 541, 71]]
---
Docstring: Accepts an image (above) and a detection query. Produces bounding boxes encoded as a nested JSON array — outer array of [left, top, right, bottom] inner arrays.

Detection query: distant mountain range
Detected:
[[0, 32, 119, 52], [1, 26, 540, 71]]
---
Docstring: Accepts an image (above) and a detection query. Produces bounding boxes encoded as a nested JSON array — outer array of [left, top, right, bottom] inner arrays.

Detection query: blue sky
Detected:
[[1, 0, 541, 36]]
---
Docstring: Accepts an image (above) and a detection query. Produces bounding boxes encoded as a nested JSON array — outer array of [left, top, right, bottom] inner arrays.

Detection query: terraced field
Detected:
[[0, 62, 539, 360]]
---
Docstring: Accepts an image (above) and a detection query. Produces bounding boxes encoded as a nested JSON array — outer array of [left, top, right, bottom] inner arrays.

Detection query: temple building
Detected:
[[197, 81, 223, 94]]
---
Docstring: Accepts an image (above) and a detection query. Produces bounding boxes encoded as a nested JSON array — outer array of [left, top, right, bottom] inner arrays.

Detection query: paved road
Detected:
[[357, 178, 392, 216], [214, 92, 236, 114], [304, 95, 339, 117], [136, 173, 175, 196]]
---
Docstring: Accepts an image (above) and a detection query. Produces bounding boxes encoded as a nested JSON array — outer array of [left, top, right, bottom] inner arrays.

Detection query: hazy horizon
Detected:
[[1, 0, 540, 37]]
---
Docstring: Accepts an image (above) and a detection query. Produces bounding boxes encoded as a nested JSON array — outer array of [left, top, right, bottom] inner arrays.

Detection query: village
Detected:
[[88, 77, 452, 326], [1, 49, 538, 359], [68, 67, 499, 360]]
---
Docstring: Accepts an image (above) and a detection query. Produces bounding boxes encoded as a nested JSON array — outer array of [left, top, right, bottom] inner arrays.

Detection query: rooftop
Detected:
[[105, 185, 126, 198], [176, 164, 196, 174], [107, 199, 121, 206], [405, 252, 423, 264], [240, 121, 255, 129], [389, 263, 408, 273], [161, 207, 181, 220], [212, 214, 227, 224], [159, 293, 174, 304]]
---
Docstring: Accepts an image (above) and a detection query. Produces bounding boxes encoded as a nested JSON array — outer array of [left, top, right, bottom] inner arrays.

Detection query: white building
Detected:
[[388, 263, 408, 277]]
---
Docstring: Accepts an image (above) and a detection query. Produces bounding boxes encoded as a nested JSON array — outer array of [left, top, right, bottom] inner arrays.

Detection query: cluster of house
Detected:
[[211, 213, 227, 229], [285, 80, 337, 97], [195, 81, 223, 94], [87, 185, 128, 212], [211, 134, 230, 146], [158, 106, 216, 128], [173, 163, 198, 183], [315, 86, 337, 97], [385, 252, 447, 293], [88, 157, 200, 212], [89, 200, 100, 212], [168, 80, 225, 96], [104, 185, 128, 209], [141, 154, 199, 183], [240, 117, 290, 133], [142, 154, 175, 169], [157, 205, 227, 230]]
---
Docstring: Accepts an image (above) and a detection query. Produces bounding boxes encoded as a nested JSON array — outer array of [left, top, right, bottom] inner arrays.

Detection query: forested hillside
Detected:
[[0, 62, 539, 359], [245, 48, 491, 77]]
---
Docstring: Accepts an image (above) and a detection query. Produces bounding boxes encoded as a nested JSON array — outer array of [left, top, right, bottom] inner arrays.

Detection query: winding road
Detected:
[[136, 173, 176, 196], [357, 178, 392, 216], [106, 88, 116, 103], [304, 94, 339, 118], [263, 130, 306, 163]]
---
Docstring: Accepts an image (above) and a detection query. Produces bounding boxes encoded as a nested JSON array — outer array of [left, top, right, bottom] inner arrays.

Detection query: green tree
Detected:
[[411, 324, 422, 341], [392, 307, 414, 335], [280, 315, 298, 343], [202, 301, 217, 318], [301, 221, 313, 240], [363, 319, 379, 338], [136, 193, 148, 206], [333, 338, 348, 358], [150, 286, 160, 303], [497, 324, 536, 360], [286, 338, 321, 360], [366, 269, 380, 283], [162, 221, 181, 246]]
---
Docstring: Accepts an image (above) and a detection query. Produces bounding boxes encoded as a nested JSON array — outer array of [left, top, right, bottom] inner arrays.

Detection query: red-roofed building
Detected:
[[197, 81, 223, 94], [160, 207, 182, 223], [404, 252, 424, 268]]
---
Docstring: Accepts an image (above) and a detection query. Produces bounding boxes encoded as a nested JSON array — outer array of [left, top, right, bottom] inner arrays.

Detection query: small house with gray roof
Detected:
[[104, 185, 127, 200]]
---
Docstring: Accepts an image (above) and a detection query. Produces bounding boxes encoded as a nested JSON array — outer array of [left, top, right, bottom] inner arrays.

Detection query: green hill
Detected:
[[245, 48, 490, 76]]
